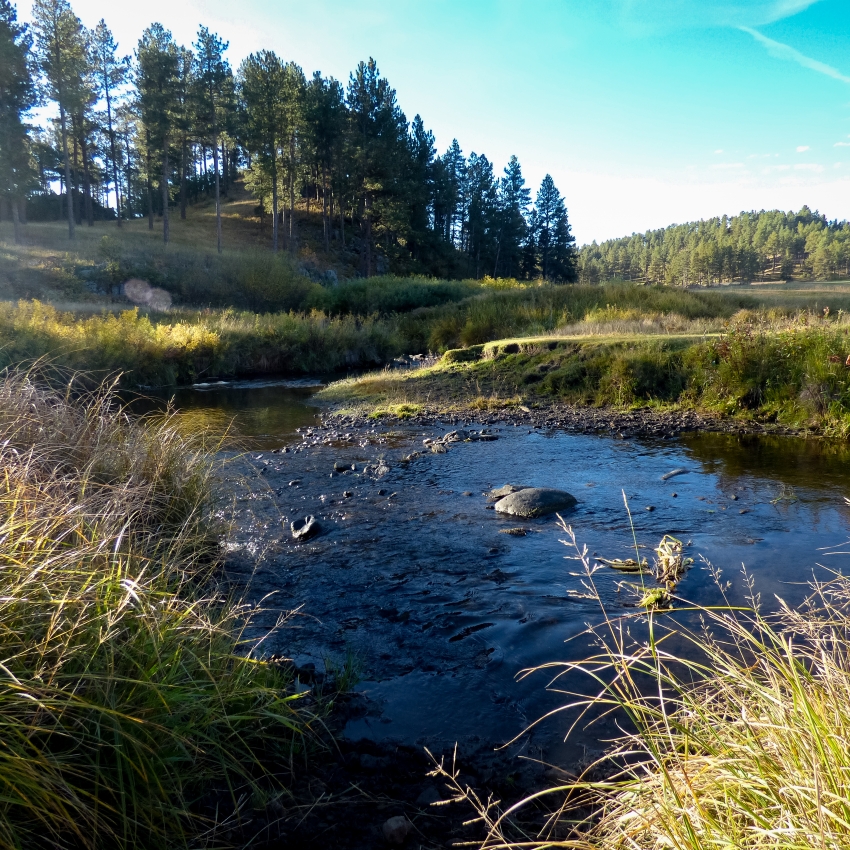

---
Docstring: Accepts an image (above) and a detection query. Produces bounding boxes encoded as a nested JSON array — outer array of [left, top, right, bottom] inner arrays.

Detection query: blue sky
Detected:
[[17, 0, 850, 243]]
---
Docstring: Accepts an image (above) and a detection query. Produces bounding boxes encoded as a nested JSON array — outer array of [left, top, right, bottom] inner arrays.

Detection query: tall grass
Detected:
[[440, 523, 850, 850], [0, 285, 750, 389], [0, 370, 313, 849], [0, 300, 406, 386]]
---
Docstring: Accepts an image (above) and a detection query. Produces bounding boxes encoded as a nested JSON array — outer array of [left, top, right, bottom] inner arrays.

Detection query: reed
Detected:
[[0, 369, 314, 849], [437, 521, 850, 849]]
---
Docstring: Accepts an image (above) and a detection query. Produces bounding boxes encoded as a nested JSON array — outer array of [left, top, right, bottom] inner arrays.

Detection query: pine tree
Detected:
[[533, 174, 576, 282], [0, 0, 36, 243], [304, 72, 345, 252], [31, 0, 87, 239], [279, 61, 304, 246], [238, 51, 287, 251], [346, 58, 409, 276], [90, 20, 127, 226], [193, 26, 231, 253], [495, 155, 529, 278], [136, 23, 179, 243]]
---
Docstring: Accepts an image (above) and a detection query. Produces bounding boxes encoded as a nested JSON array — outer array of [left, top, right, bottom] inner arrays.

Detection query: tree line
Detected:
[[578, 207, 850, 285], [0, 0, 577, 281]]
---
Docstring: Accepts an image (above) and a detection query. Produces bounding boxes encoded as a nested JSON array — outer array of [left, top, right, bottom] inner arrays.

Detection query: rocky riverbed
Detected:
[[209, 400, 850, 848]]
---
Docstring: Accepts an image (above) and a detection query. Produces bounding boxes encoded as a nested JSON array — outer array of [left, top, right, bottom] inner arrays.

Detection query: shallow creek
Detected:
[[149, 379, 850, 778]]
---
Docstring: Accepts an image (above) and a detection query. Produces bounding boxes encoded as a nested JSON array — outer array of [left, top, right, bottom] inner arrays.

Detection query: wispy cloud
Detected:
[[797, 145, 811, 152], [740, 27, 850, 84], [616, 1, 824, 34], [835, 142, 850, 147]]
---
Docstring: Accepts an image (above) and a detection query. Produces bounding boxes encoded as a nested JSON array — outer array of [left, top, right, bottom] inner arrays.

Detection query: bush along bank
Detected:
[[0, 300, 407, 386], [0, 284, 753, 388], [323, 314, 850, 437], [0, 369, 319, 849]]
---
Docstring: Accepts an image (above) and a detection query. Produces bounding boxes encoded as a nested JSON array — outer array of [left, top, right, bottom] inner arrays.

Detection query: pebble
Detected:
[[645, 505, 655, 511], [382, 815, 412, 846]]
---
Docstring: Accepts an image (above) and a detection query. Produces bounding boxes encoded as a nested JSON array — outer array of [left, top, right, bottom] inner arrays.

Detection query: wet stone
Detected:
[[494, 487, 577, 518]]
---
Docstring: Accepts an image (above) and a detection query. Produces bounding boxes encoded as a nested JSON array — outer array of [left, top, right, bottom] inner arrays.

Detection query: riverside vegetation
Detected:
[[323, 301, 850, 437], [0, 368, 320, 849], [437, 523, 850, 850]]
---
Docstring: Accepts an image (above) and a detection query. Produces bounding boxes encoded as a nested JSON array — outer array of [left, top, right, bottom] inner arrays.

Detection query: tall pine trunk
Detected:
[[322, 165, 329, 252], [71, 125, 80, 226], [11, 197, 20, 245], [82, 135, 93, 226], [59, 104, 74, 239], [288, 134, 295, 244], [180, 139, 187, 220], [162, 144, 170, 244], [146, 139, 154, 231], [105, 86, 121, 227], [213, 130, 222, 253], [271, 157, 279, 253]]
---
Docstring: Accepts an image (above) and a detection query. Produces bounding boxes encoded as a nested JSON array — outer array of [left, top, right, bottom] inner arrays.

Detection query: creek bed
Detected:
[[150, 378, 850, 783]]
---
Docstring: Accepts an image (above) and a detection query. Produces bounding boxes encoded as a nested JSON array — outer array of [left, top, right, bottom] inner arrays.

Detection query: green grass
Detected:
[[323, 310, 850, 435], [0, 369, 316, 849]]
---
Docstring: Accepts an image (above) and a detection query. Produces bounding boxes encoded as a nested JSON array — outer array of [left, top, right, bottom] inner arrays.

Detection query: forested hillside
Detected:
[[578, 207, 850, 285], [0, 0, 577, 281]]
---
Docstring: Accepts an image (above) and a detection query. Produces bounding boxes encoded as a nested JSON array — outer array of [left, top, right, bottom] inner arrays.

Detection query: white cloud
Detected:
[[740, 27, 850, 85], [714, 149, 724, 154], [797, 145, 811, 152], [795, 163, 824, 172], [713, 162, 745, 169], [835, 142, 850, 147], [616, 0, 824, 34]]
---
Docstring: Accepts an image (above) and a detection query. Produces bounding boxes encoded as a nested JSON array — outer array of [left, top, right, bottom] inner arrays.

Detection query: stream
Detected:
[[143, 378, 850, 781]]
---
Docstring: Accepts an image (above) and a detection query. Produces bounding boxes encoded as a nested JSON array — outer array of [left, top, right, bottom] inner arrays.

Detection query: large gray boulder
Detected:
[[494, 487, 577, 518]]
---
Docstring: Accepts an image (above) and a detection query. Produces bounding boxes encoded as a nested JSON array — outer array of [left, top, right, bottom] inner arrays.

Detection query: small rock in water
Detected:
[[486, 483, 529, 503], [462, 491, 473, 497], [729, 494, 738, 500], [431, 443, 447, 454], [645, 505, 655, 512], [494, 487, 577, 518], [415, 786, 442, 806], [343, 491, 353, 498], [288, 480, 301, 487], [333, 461, 351, 472], [671, 492, 678, 498], [382, 815, 412, 846], [378, 488, 387, 496], [290, 516, 320, 542], [500, 527, 531, 536]]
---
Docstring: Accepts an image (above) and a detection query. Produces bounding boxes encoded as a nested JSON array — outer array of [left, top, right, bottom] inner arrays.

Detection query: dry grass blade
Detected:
[[452, 518, 850, 849], [0, 368, 317, 849]]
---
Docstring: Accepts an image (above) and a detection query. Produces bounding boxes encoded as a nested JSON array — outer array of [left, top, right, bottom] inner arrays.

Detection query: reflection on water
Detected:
[[125, 377, 322, 449], [683, 431, 850, 495]]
